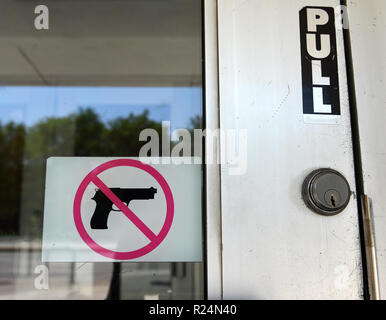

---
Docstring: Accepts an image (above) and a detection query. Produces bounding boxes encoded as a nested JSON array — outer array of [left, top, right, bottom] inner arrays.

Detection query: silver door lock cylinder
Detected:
[[302, 168, 351, 216]]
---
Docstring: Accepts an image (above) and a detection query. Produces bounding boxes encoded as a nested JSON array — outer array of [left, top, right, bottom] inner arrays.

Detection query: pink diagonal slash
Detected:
[[91, 174, 157, 242]]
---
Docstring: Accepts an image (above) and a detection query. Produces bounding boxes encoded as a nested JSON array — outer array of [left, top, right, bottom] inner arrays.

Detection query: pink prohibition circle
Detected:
[[73, 159, 174, 260]]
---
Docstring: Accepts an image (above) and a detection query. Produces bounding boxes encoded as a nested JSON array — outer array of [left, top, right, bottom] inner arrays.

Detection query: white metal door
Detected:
[[216, 0, 363, 299]]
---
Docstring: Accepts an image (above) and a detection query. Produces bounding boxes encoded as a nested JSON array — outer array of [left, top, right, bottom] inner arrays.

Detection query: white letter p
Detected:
[[307, 8, 329, 32]]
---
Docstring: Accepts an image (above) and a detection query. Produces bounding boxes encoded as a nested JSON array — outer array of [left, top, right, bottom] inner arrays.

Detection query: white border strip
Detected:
[[303, 114, 342, 125], [204, 0, 223, 300]]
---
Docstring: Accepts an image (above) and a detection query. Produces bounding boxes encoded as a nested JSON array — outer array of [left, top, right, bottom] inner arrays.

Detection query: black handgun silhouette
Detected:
[[90, 187, 157, 230]]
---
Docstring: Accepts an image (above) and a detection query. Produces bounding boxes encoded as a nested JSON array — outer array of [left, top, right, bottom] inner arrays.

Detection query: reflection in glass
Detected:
[[0, 0, 203, 300], [0, 86, 203, 299]]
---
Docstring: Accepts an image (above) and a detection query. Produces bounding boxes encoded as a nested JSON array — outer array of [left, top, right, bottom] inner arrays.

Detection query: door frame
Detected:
[[203, 0, 223, 300]]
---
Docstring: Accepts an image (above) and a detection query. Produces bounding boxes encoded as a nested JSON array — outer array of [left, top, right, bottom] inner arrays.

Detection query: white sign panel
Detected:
[[42, 157, 203, 262]]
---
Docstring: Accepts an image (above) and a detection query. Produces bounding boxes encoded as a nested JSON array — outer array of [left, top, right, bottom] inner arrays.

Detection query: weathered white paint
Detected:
[[217, 0, 363, 299]]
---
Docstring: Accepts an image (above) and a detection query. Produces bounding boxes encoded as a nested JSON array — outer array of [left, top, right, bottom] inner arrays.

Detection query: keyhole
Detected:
[[330, 195, 336, 208]]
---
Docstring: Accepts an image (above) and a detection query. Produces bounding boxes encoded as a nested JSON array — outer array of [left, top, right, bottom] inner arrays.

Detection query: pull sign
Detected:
[[299, 7, 340, 124]]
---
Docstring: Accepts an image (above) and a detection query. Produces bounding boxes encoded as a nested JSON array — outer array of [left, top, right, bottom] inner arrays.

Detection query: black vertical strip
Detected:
[[340, 0, 369, 300], [106, 262, 121, 300], [201, 0, 208, 301], [299, 7, 341, 116]]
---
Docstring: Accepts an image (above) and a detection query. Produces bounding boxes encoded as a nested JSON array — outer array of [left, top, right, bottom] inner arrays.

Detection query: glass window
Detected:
[[0, 0, 204, 300]]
